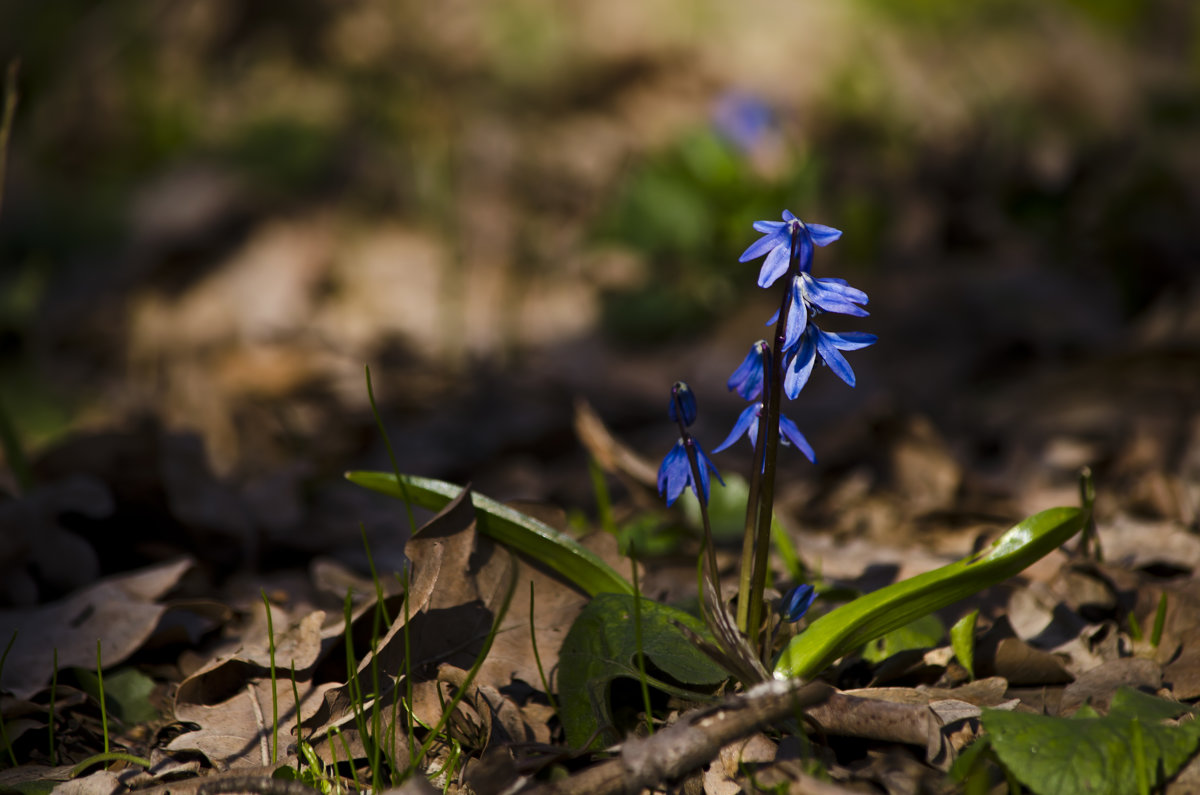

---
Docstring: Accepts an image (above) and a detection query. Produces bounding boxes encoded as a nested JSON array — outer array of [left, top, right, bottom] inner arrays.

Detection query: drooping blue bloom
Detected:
[[727, 340, 769, 401], [668, 381, 698, 427], [784, 323, 878, 399], [712, 402, 816, 463], [739, 210, 842, 288], [658, 439, 724, 507], [780, 584, 816, 622], [768, 274, 871, 352]]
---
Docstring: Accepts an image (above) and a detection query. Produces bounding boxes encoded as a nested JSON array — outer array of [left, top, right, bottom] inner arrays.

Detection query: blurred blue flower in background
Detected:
[[712, 91, 774, 154]]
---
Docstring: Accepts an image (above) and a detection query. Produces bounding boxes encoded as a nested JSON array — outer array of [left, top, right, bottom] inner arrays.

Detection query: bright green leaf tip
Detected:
[[345, 470, 634, 597], [773, 505, 1088, 680]]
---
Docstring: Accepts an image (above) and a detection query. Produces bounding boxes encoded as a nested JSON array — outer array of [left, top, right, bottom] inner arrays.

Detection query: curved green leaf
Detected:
[[345, 470, 633, 597], [774, 506, 1087, 680]]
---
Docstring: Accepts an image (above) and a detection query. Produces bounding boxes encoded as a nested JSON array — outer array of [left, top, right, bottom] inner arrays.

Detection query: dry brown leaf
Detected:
[[172, 607, 326, 713], [974, 616, 1073, 686], [704, 733, 777, 795], [1057, 657, 1163, 716], [51, 768, 123, 795], [0, 557, 192, 699], [168, 674, 330, 770], [339, 484, 597, 700]]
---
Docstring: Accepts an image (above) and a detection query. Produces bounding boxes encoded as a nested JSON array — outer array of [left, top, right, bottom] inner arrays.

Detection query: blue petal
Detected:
[[807, 224, 842, 247], [727, 342, 767, 401], [814, 328, 857, 387], [825, 330, 877, 351], [779, 413, 816, 463], [740, 227, 786, 262], [796, 230, 815, 274], [713, 402, 761, 453], [783, 279, 809, 352], [668, 381, 698, 426], [781, 584, 817, 622], [814, 277, 868, 304], [756, 243, 791, 288], [781, 209, 798, 223], [698, 444, 725, 487], [784, 333, 817, 399], [658, 441, 690, 506], [694, 445, 722, 503], [753, 219, 787, 234], [804, 276, 869, 316]]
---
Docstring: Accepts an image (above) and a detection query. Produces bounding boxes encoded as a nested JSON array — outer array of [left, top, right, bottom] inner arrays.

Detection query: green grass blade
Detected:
[[775, 506, 1088, 680], [345, 470, 632, 597]]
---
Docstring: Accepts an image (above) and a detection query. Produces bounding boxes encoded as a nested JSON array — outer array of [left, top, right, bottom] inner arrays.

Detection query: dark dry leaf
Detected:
[[0, 557, 192, 700]]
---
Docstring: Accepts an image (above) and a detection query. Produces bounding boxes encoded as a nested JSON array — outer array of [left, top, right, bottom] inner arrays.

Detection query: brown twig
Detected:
[[518, 678, 833, 795]]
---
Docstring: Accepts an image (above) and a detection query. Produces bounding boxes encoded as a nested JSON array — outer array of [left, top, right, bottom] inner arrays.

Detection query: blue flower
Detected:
[[712, 92, 773, 153], [784, 323, 877, 398], [668, 381, 698, 426], [727, 341, 769, 401], [780, 584, 816, 622], [767, 274, 871, 352], [739, 211, 842, 288], [658, 439, 723, 507], [712, 402, 816, 463]]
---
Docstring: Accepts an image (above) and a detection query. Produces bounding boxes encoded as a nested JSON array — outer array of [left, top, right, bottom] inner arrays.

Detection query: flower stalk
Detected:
[[738, 226, 799, 645]]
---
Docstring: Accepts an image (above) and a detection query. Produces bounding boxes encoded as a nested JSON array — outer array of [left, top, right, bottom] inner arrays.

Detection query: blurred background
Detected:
[[1, 0, 1198, 598]]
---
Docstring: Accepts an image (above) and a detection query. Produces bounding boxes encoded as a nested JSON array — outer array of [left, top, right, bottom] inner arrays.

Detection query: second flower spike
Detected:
[[658, 381, 723, 506]]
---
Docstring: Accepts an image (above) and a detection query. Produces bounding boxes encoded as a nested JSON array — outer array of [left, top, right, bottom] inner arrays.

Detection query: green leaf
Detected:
[[682, 473, 751, 542], [345, 470, 632, 597], [774, 505, 1088, 679], [74, 667, 159, 724], [951, 609, 979, 679], [557, 594, 729, 748], [860, 613, 944, 664], [982, 687, 1200, 795]]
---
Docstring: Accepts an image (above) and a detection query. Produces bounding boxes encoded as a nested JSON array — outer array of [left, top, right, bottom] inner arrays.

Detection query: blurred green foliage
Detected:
[[595, 129, 820, 343]]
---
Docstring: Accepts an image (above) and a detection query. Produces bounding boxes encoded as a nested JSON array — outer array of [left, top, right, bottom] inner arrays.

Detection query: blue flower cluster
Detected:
[[656, 211, 874, 506], [717, 211, 876, 456]]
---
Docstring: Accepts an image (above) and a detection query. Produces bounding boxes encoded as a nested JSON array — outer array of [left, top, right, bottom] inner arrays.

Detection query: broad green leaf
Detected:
[[74, 667, 159, 724], [951, 609, 979, 679], [682, 473, 751, 542], [346, 471, 632, 597], [557, 593, 729, 748], [860, 613, 944, 664], [982, 687, 1200, 795], [774, 506, 1087, 679]]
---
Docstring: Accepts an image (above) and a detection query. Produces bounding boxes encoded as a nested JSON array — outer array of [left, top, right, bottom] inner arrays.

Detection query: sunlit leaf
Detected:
[[346, 471, 632, 597], [774, 506, 1087, 679]]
